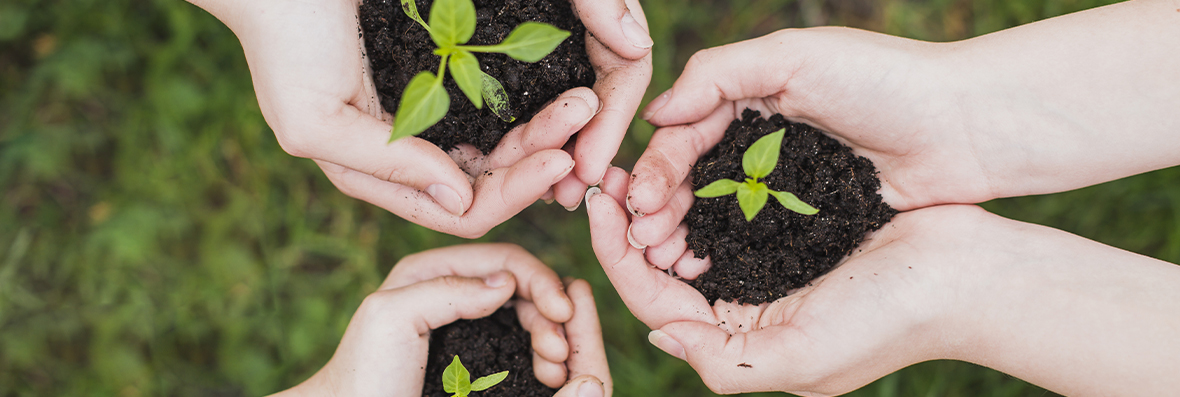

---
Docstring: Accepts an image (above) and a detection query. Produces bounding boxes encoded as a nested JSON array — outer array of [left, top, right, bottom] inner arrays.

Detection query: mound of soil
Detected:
[[360, 0, 596, 154], [686, 110, 897, 305], [423, 306, 556, 397]]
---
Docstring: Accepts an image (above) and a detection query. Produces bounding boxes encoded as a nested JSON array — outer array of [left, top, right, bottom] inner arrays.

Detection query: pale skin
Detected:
[[602, 0, 1180, 395], [270, 244, 612, 397], [588, 167, 1180, 396], [185, 0, 652, 238]]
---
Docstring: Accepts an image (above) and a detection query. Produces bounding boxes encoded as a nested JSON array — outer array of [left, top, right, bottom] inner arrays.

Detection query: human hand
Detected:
[[587, 167, 978, 395], [272, 244, 611, 397], [623, 27, 999, 248], [192, 0, 651, 237]]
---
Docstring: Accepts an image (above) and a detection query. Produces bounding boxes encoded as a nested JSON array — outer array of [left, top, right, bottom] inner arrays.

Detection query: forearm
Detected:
[[951, 0, 1180, 199], [942, 214, 1180, 396]]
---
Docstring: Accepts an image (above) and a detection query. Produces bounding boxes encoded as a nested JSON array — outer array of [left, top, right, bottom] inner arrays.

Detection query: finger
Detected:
[[573, 33, 653, 186], [626, 106, 734, 217], [554, 173, 589, 211], [385, 243, 575, 323], [553, 375, 606, 397], [479, 88, 600, 172], [628, 180, 694, 249], [672, 250, 712, 281], [304, 110, 474, 216], [570, 0, 652, 60], [370, 272, 517, 337], [332, 149, 573, 238], [645, 223, 690, 270], [564, 279, 612, 396], [585, 184, 714, 328], [641, 33, 792, 127], [516, 300, 570, 365]]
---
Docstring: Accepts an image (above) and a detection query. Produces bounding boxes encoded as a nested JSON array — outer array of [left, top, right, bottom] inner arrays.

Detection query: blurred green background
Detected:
[[3, 0, 1172, 395]]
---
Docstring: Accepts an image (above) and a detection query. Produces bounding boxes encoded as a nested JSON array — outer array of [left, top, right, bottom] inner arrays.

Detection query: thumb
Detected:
[[641, 33, 790, 127], [374, 271, 518, 335], [553, 375, 607, 397], [570, 0, 652, 60], [654, 322, 793, 395]]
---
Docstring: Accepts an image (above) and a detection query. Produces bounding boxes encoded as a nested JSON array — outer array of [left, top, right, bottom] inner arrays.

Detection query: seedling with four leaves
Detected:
[[442, 355, 509, 397], [694, 128, 820, 221], [392, 0, 572, 142]]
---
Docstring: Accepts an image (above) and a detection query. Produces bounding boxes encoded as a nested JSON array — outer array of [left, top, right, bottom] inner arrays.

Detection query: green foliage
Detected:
[[442, 356, 508, 397], [390, 0, 570, 141], [694, 129, 818, 221]]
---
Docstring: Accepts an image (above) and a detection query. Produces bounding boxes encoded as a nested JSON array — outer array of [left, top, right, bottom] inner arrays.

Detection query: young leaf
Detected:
[[736, 181, 769, 221], [400, 0, 431, 32], [428, 0, 476, 47], [480, 71, 515, 122], [449, 50, 483, 109], [770, 190, 819, 215], [694, 179, 741, 198], [470, 370, 509, 391], [743, 128, 786, 180], [473, 22, 571, 62], [442, 356, 472, 395], [392, 71, 449, 142]]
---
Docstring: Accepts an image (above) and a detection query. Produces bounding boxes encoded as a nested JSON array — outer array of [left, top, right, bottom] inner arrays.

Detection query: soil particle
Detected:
[[423, 307, 556, 397], [685, 110, 897, 305], [360, 0, 595, 154]]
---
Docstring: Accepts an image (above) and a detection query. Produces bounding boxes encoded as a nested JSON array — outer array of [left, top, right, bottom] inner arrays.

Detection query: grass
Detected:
[[1, 0, 1167, 396]]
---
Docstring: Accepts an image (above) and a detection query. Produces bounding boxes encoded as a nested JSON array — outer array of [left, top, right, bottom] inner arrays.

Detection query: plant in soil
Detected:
[[390, 0, 570, 141], [360, 0, 596, 154], [423, 307, 557, 397], [694, 128, 819, 221], [441, 355, 509, 397], [685, 110, 898, 305]]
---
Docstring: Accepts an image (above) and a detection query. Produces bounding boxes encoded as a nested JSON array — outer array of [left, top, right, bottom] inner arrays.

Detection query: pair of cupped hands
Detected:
[[219, 0, 1180, 395]]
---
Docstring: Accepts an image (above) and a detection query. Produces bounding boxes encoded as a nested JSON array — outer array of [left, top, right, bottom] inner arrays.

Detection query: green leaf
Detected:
[[470, 370, 509, 391], [428, 0, 476, 47], [694, 179, 741, 198], [480, 71, 515, 122], [466, 22, 570, 62], [449, 50, 483, 109], [743, 128, 786, 180], [392, 71, 449, 142], [770, 190, 819, 215], [736, 181, 769, 221], [400, 0, 431, 32], [442, 356, 471, 395]]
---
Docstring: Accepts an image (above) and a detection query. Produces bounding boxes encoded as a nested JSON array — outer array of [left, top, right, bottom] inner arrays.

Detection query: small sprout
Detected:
[[391, 0, 570, 141], [442, 355, 509, 397], [694, 128, 819, 221]]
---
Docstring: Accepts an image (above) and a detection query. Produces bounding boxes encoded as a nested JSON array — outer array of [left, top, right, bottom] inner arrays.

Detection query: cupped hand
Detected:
[[624, 27, 999, 248], [587, 168, 992, 395], [201, 0, 651, 237], [273, 244, 611, 397]]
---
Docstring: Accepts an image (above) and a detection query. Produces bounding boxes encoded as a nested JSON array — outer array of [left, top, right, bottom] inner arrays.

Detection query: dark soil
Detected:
[[423, 306, 556, 397], [360, 0, 596, 154], [686, 110, 897, 305]]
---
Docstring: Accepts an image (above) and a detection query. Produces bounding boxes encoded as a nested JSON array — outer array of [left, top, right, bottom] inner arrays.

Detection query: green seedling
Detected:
[[442, 355, 509, 397], [391, 0, 571, 142], [694, 128, 820, 221]]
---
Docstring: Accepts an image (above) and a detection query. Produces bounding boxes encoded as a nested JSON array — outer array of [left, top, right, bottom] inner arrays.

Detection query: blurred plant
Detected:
[[391, 0, 570, 141], [694, 128, 819, 221]]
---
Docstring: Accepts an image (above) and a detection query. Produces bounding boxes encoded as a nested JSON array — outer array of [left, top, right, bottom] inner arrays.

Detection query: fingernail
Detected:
[[641, 90, 671, 121], [553, 162, 576, 184], [584, 186, 602, 212], [485, 271, 510, 288], [541, 190, 555, 204], [625, 195, 645, 217], [577, 378, 604, 397], [648, 330, 686, 360], [620, 9, 654, 49], [627, 223, 647, 250], [426, 184, 465, 216], [564, 198, 582, 212]]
